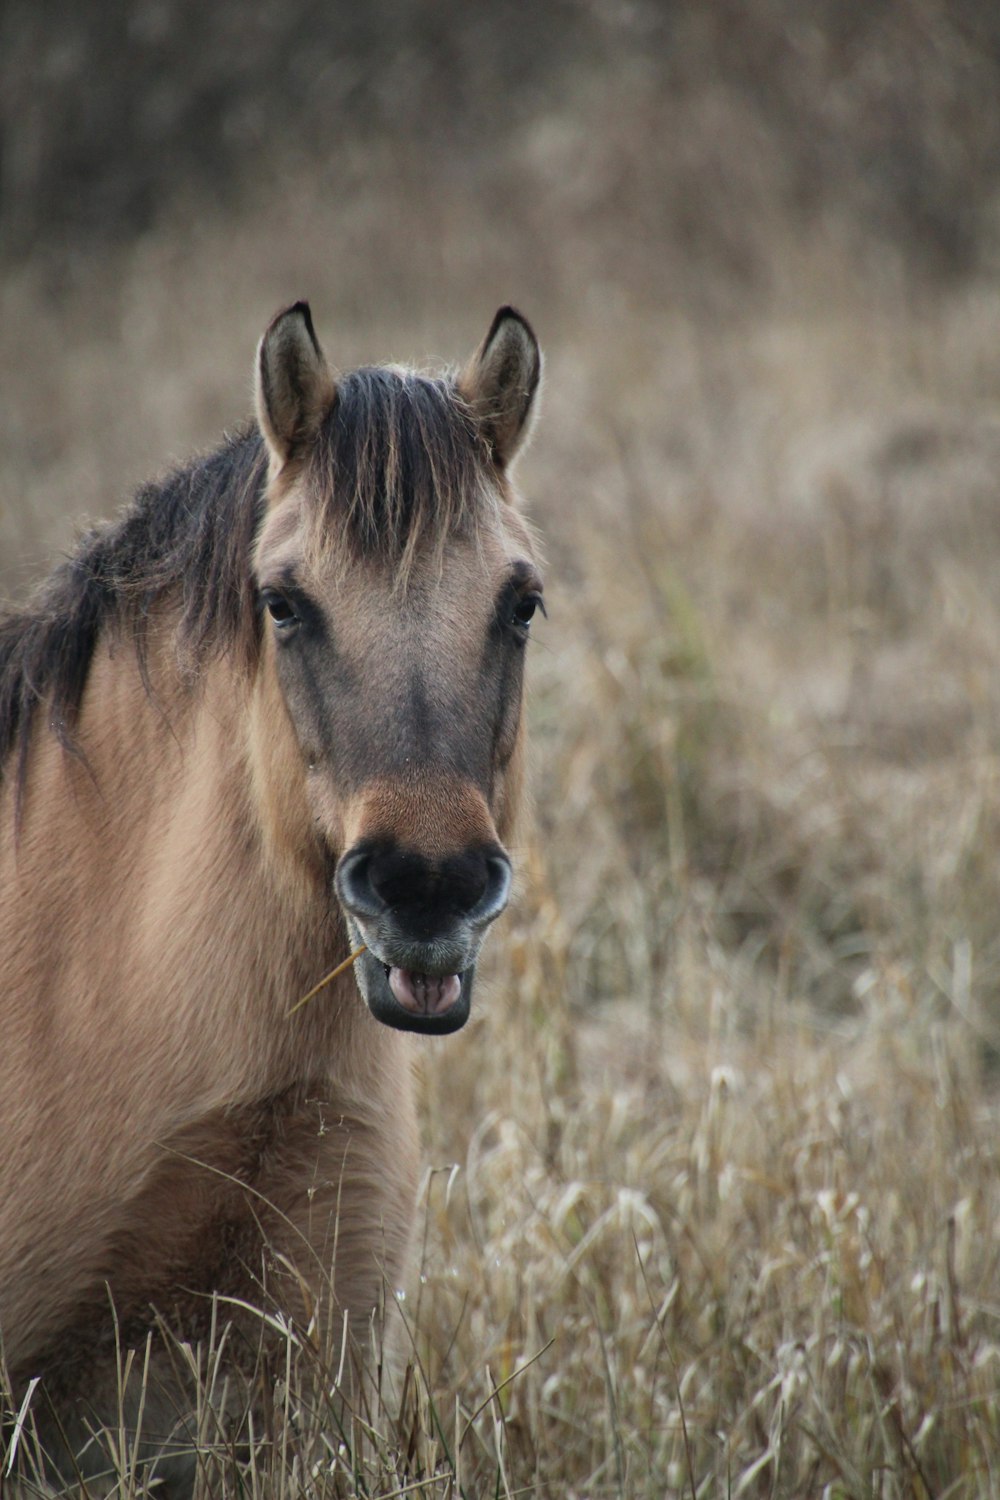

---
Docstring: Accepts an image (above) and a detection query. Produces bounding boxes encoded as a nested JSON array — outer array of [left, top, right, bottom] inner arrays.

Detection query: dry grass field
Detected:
[[4, 4, 1000, 1496]]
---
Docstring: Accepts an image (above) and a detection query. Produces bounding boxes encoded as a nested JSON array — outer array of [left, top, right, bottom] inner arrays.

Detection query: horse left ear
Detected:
[[256, 301, 336, 467], [459, 307, 541, 470]]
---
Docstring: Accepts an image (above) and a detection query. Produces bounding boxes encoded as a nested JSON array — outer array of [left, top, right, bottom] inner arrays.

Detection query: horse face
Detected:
[[253, 304, 542, 1033]]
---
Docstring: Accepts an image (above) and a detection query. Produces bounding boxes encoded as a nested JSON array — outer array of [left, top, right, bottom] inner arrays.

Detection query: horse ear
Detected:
[[460, 307, 541, 469], [256, 301, 335, 466]]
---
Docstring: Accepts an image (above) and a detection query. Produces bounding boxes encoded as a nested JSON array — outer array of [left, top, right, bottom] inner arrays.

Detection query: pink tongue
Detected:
[[388, 968, 461, 1016]]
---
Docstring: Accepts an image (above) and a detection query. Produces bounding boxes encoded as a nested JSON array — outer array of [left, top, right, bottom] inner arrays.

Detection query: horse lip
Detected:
[[346, 915, 474, 980], [342, 917, 475, 1034], [359, 947, 473, 1034]]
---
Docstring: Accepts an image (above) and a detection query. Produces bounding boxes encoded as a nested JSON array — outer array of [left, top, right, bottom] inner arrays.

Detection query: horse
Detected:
[[0, 302, 542, 1492]]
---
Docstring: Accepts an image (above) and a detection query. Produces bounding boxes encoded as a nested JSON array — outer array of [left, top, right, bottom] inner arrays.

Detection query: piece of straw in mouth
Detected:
[[288, 945, 367, 1017]]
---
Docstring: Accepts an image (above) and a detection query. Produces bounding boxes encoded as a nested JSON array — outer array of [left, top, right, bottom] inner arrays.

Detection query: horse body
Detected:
[[0, 304, 541, 1484], [2, 638, 409, 1367]]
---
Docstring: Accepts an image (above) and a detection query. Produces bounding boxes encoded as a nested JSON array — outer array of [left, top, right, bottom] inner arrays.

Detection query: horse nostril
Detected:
[[475, 849, 513, 922], [335, 847, 385, 921]]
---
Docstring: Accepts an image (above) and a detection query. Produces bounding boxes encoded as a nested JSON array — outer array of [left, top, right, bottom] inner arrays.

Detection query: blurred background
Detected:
[[3, 3, 1000, 1492]]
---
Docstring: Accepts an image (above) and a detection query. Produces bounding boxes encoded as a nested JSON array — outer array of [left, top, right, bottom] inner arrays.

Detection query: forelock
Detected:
[[302, 367, 502, 579]]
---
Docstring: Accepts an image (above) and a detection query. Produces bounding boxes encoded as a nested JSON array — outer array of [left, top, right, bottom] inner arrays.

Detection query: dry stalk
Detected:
[[287, 945, 367, 1017]]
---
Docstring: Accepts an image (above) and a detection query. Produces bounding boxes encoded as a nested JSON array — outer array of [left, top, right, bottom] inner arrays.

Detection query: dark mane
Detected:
[[0, 426, 268, 786], [0, 366, 495, 787], [307, 367, 495, 572]]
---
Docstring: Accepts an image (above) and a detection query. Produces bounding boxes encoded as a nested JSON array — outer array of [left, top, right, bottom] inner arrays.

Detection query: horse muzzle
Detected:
[[334, 839, 513, 1034]]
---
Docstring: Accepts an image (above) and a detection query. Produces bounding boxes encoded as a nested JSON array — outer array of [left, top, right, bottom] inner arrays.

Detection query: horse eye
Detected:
[[512, 593, 542, 629], [262, 590, 298, 628]]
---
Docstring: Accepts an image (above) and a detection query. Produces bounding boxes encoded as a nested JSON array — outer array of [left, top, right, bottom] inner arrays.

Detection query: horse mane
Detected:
[[306, 366, 495, 575], [0, 366, 494, 787]]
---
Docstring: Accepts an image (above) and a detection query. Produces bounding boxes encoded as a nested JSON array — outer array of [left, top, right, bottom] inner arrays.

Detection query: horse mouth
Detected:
[[349, 931, 474, 1035], [387, 965, 462, 1016]]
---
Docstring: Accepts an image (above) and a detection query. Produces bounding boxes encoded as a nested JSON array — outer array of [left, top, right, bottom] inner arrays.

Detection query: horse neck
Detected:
[[2, 626, 354, 1102]]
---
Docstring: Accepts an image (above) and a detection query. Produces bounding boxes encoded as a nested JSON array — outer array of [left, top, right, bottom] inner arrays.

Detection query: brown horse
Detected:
[[0, 303, 542, 1490]]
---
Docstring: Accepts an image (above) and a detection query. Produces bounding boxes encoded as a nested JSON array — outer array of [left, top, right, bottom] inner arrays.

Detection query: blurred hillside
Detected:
[[3, 0, 1000, 285]]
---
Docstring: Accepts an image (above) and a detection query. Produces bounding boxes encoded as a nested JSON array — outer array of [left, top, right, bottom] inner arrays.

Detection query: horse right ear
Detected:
[[256, 302, 336, 467]]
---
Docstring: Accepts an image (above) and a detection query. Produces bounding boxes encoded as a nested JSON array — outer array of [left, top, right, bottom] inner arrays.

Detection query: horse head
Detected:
[[252, 303, 542, 1033]]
